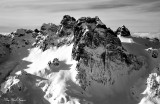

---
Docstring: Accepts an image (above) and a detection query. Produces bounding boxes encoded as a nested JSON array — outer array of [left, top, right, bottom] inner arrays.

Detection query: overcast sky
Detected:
[[0, 0, 160, 33]]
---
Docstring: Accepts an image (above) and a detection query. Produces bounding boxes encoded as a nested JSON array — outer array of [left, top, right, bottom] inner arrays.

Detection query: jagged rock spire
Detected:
[[115, 25, 131, 36], [60, 15, 76, 29], [72, 16, 143, 90], [58, 15, 76, 37]]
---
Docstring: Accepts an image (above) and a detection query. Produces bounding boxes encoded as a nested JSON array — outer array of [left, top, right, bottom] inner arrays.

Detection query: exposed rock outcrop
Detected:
[[72, 17, 144, 90], [58, 15, 76, 37], [146, 48, 159, 58], [32, 15, 76, 51], [48, 58, 59, 67], [152, 50, 159, 58], [40, 23, 58, 35], [115, 25, 131, 37], [0, 29, 35, 63]]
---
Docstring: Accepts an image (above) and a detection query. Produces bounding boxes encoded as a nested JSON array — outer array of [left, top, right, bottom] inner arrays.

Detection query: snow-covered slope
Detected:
[[0, 15, 160, 104]]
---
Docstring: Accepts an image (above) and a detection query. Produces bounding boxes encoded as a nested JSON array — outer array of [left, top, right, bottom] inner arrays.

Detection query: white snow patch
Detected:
[[118, 35, 134, 43]]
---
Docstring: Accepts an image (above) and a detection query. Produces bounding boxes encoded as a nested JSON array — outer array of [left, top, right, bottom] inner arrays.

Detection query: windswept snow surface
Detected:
[[0, 43, 80, 104]]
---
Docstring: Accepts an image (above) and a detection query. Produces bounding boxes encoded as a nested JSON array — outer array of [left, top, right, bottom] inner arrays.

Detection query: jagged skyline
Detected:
[[0, 0, 160, 33]]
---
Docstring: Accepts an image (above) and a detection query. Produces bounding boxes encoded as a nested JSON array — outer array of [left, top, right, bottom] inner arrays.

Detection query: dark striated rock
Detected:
[[58, 15, 76, 37], [61, 15, 76, 29], [115, 25, 131, 36], [72, 16, 122, 61], [33, 15, 75, 51], [72, 16, 144, 90]]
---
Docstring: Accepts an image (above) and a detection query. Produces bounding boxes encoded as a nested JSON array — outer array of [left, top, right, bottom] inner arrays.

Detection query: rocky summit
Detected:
[[115, 25, 131, 37], [32, 15, 76, 51], [72, 16, 144, 90]]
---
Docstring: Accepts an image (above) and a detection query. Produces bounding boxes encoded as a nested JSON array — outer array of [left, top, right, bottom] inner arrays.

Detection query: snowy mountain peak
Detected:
[[115, 25, 131, 37], [60, 15, 76, 29], [0, 15, 160, 104], [32, 15, 76, 51], [71, 16, 144, 90]]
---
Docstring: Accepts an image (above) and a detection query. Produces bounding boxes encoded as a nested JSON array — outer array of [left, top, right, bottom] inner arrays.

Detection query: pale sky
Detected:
[[0, 0, 160, 33]]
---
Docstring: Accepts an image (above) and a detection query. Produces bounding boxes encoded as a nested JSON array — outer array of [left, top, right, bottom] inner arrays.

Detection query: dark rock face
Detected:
[[52, 58, 59, 66], [60, 15, 76, 29], [33, 15, 76, 51], [72, 17, 144, 90], [115, 25, 131, 37], [48, 58, 59, 66], [34, 29, 40, 33], [72, 16, 121, 61], [40, 23, 58, 35], [58, 15, 76, 37]]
